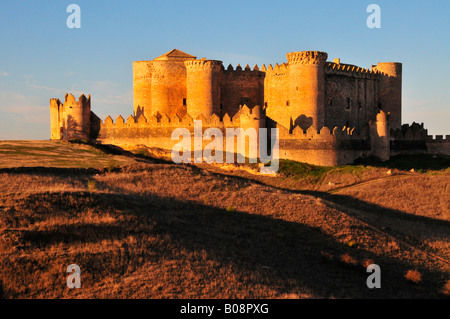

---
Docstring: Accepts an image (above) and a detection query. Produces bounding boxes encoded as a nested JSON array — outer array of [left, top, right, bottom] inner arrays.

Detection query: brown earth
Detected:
[[0, 141, 448, 298]]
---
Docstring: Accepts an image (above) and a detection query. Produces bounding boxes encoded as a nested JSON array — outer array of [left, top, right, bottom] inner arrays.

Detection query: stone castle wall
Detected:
[[324, 62, 379, 132], [262, 63, 290, 129], [426, 135, 450, 156], [94, 105, 384, 167], [221, 64, 264, 119], [276, 123, 371, 166], [95, 104, 265, 161]]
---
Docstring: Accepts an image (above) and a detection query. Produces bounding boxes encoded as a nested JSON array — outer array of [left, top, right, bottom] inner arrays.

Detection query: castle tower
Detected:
[[150, 49, 196, 118], [150, 60, 183, 118], [286, 51, 328, 129], [185, 59, 223, 118], [372, 62, 402, 130], [239, 104, 265, 132], [50, 98, 63, 140], [133, 61, 153, 119], [370, 110, 390, 161], [235, 104, 265, 162], [63, 93, 91, 140]]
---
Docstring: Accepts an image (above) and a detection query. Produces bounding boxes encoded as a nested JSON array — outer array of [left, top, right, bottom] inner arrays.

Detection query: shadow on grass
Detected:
[[300, 190, 450, 243], [0, 166, 101, 176], [70, 140, 173, 165], [354, 154, 450, 171], [12, 187, 448, 299]]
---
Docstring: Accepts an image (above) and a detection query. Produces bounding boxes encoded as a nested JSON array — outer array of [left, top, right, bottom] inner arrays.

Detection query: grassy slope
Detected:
[[0, 141, 449, 298], [0, 140, 142, 169]]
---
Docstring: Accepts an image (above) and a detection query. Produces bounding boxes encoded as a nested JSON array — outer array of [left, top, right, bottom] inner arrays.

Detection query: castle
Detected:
[[50, 49, 450, 166]]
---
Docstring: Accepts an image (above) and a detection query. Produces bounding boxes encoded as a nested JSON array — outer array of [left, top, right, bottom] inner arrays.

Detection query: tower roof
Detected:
[[153, 49, 197, 61]]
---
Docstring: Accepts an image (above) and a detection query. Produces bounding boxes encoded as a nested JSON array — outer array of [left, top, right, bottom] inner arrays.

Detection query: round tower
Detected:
[[373, 62, 402, 130], [237, 105, 265, 163], [150, 60, 174, 117], [133, 61, 152, 119], [286, 51, 328, 129], [239, 105, 265, 131], [370, 110, 390, 161], [151, 60, 189, 118], [185, 59, 223, 119], [64, 94, 91, 140]]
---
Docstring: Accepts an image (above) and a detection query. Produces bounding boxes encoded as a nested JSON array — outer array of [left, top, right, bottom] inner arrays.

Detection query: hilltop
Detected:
[[0, 140, 449, 298]]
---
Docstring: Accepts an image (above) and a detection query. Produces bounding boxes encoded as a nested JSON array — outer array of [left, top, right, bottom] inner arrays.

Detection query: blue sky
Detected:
[[0, 0, 448, 139]]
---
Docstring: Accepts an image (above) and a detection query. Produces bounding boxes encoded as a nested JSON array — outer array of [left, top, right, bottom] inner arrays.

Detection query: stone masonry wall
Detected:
[[220, 64, 264, 119], [426, 135, 450, 156]]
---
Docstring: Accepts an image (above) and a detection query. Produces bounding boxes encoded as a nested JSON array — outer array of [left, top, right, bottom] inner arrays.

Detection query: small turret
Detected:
[[49, 93, 91, 140], [50, 98, 63, 139], [239, 104, 265, 132], [369, 110, 390, 161]]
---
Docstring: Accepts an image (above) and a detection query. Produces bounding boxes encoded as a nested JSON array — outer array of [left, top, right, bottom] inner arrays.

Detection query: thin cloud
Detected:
[[0, 91, 49, 132], [27, 83, 65, 95], [81, 80, 132, 105]]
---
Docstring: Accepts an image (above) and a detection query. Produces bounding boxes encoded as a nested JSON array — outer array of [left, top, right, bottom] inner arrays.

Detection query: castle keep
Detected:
[[132, 49, 402, 132], [50, 49, 450, 166]]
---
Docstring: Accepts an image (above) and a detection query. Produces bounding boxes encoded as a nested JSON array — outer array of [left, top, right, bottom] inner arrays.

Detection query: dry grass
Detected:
[[0, 141, 449, 299], [331, 173, 450, 221], [442, 280, 450, 296], [0, 140, 140, 169], [324, 173, 450, 262], [405, 270, 422, 284], [340, 253, 358, 266]]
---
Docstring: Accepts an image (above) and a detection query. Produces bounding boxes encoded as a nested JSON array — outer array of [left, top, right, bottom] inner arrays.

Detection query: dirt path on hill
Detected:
[[311, 174, 450, 268], [316, 195, 450, 267], [327, 174, 411, 194]]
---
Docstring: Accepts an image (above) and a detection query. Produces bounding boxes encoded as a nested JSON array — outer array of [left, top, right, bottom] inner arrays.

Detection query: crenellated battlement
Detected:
[[325, 62, 379, 79], [426, 135, 450, 141], [260, 63, 288, 71], [223, 63, 263, 74], [102, 113, 224, 128], [274, 120, 373, 166], [390, 122, 428, 141], [260, 63, 288, 78], [100, 104, 263, 130], [425, 134, 450, 156], [64, 93, 91, 104], [184, 59, 223, 70], [286, 51, 328, 65], [276, 121, 369, 142]]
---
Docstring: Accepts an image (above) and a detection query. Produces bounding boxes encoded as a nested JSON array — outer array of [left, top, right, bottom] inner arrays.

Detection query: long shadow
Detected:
[[200, 166, 450, 241], [354, 154, 450, 171], [14, 189, 448, 299], [72, 140, 173, 165], [299, 190, 450, 242], [0, 166, 101, 176], [2, 161, 448, 297]]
